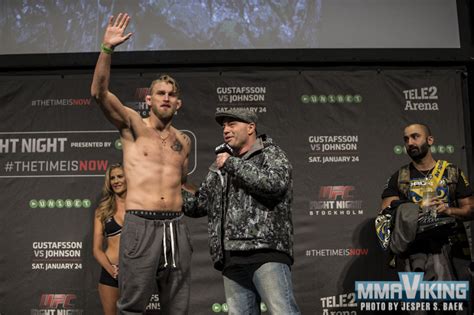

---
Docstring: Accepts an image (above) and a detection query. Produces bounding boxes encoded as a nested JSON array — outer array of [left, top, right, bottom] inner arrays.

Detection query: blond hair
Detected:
[[149, 74, 180, 96], [95, 163, 124, 225]]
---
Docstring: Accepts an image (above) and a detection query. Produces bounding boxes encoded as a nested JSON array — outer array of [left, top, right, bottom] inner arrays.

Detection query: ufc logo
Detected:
[[39, 294, 76, 308], [319, 186, 355, 200]]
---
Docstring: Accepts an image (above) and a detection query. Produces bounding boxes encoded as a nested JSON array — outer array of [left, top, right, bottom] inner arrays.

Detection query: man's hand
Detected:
[[431, 197, 451, 216], [216, 153, 230, 169], [103, 13, 133, 49]]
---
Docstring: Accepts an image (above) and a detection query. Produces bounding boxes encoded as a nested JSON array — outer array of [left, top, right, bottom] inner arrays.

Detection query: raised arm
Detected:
[[91, 13, 134, 129]]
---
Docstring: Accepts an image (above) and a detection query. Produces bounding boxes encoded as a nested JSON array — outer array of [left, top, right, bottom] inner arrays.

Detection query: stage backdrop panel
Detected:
[[0, 68, 470, 314]]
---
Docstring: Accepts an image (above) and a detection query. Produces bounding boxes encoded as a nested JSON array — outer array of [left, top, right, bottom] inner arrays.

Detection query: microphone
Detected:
[[214, 142, 234, 156]]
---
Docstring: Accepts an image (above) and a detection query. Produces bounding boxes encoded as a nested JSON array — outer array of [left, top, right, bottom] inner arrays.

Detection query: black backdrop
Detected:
[[0, 68, 470, 314]]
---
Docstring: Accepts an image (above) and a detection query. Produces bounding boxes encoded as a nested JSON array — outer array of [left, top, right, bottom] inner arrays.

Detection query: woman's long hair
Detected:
[[95, 163, 124, 225]]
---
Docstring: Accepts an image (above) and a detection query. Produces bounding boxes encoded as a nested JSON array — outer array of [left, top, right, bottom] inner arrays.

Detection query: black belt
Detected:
[[127, 210, 182, 220]]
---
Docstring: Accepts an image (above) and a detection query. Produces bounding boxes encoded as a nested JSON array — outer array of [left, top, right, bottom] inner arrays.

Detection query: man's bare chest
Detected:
[[126, 137, 185, 162]]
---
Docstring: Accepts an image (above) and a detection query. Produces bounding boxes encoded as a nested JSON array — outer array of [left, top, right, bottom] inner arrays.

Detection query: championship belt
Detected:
[[375, 206, 396, 250], [416, 160, 456, 235], [417, 212, 456, 234], [375, 213, 392, 250]]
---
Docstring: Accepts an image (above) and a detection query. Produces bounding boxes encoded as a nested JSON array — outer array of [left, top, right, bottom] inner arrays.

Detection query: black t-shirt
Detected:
[[381, 162, 473, 259], [223, 249, 292, 270], [381, 163, 472, 205]]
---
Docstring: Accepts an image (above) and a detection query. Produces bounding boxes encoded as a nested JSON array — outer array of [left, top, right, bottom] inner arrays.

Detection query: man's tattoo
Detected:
[[171, 139, 183, 152], [180, 131, 191, 144]]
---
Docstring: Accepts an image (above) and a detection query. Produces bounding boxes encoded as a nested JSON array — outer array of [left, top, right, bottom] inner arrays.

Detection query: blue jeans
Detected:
[[223, 262, 300, 315]]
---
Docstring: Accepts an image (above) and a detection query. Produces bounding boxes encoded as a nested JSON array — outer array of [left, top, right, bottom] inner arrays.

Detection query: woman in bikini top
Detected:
[[93, 163, 126, 315]]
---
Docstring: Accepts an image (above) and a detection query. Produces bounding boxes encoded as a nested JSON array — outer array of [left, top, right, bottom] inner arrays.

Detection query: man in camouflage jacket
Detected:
[[184, 108, 300, 314]]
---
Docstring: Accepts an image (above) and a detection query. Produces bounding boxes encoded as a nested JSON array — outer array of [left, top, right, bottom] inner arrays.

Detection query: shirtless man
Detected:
[[91, 13, 192, 315]]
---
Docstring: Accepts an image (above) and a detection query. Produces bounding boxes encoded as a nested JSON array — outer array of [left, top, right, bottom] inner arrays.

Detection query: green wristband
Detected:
[[100, 43, 114, 55]]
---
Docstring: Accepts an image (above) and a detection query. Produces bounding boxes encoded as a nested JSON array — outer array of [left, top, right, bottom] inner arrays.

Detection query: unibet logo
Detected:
[[431, 145, 455, 154], [301, 94, 362, 104], [393, 145, 454, 155], [211, 302, 267, 313], [29, 199, 91, 209], [115, 139, 123, 150]]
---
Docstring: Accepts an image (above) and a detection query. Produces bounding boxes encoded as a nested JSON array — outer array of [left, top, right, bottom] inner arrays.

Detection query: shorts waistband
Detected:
[[127, 210, 183, 220]]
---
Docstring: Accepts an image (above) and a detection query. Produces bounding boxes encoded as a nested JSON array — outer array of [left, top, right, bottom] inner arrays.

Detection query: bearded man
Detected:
[[380, 123, 473, 314]]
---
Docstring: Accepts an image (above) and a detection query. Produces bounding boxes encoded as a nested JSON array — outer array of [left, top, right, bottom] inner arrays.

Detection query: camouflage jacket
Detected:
[[184, 135, 294, 270]]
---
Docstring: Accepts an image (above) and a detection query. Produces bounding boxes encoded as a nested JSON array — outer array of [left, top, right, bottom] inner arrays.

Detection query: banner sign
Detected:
[[0, 69, 469, 314]]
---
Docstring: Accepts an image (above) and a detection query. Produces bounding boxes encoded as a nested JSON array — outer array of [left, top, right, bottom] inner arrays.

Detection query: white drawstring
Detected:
[[169, 222, 176, 268], [162, 223, 168, 268], [162, 221, 176, 268]]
